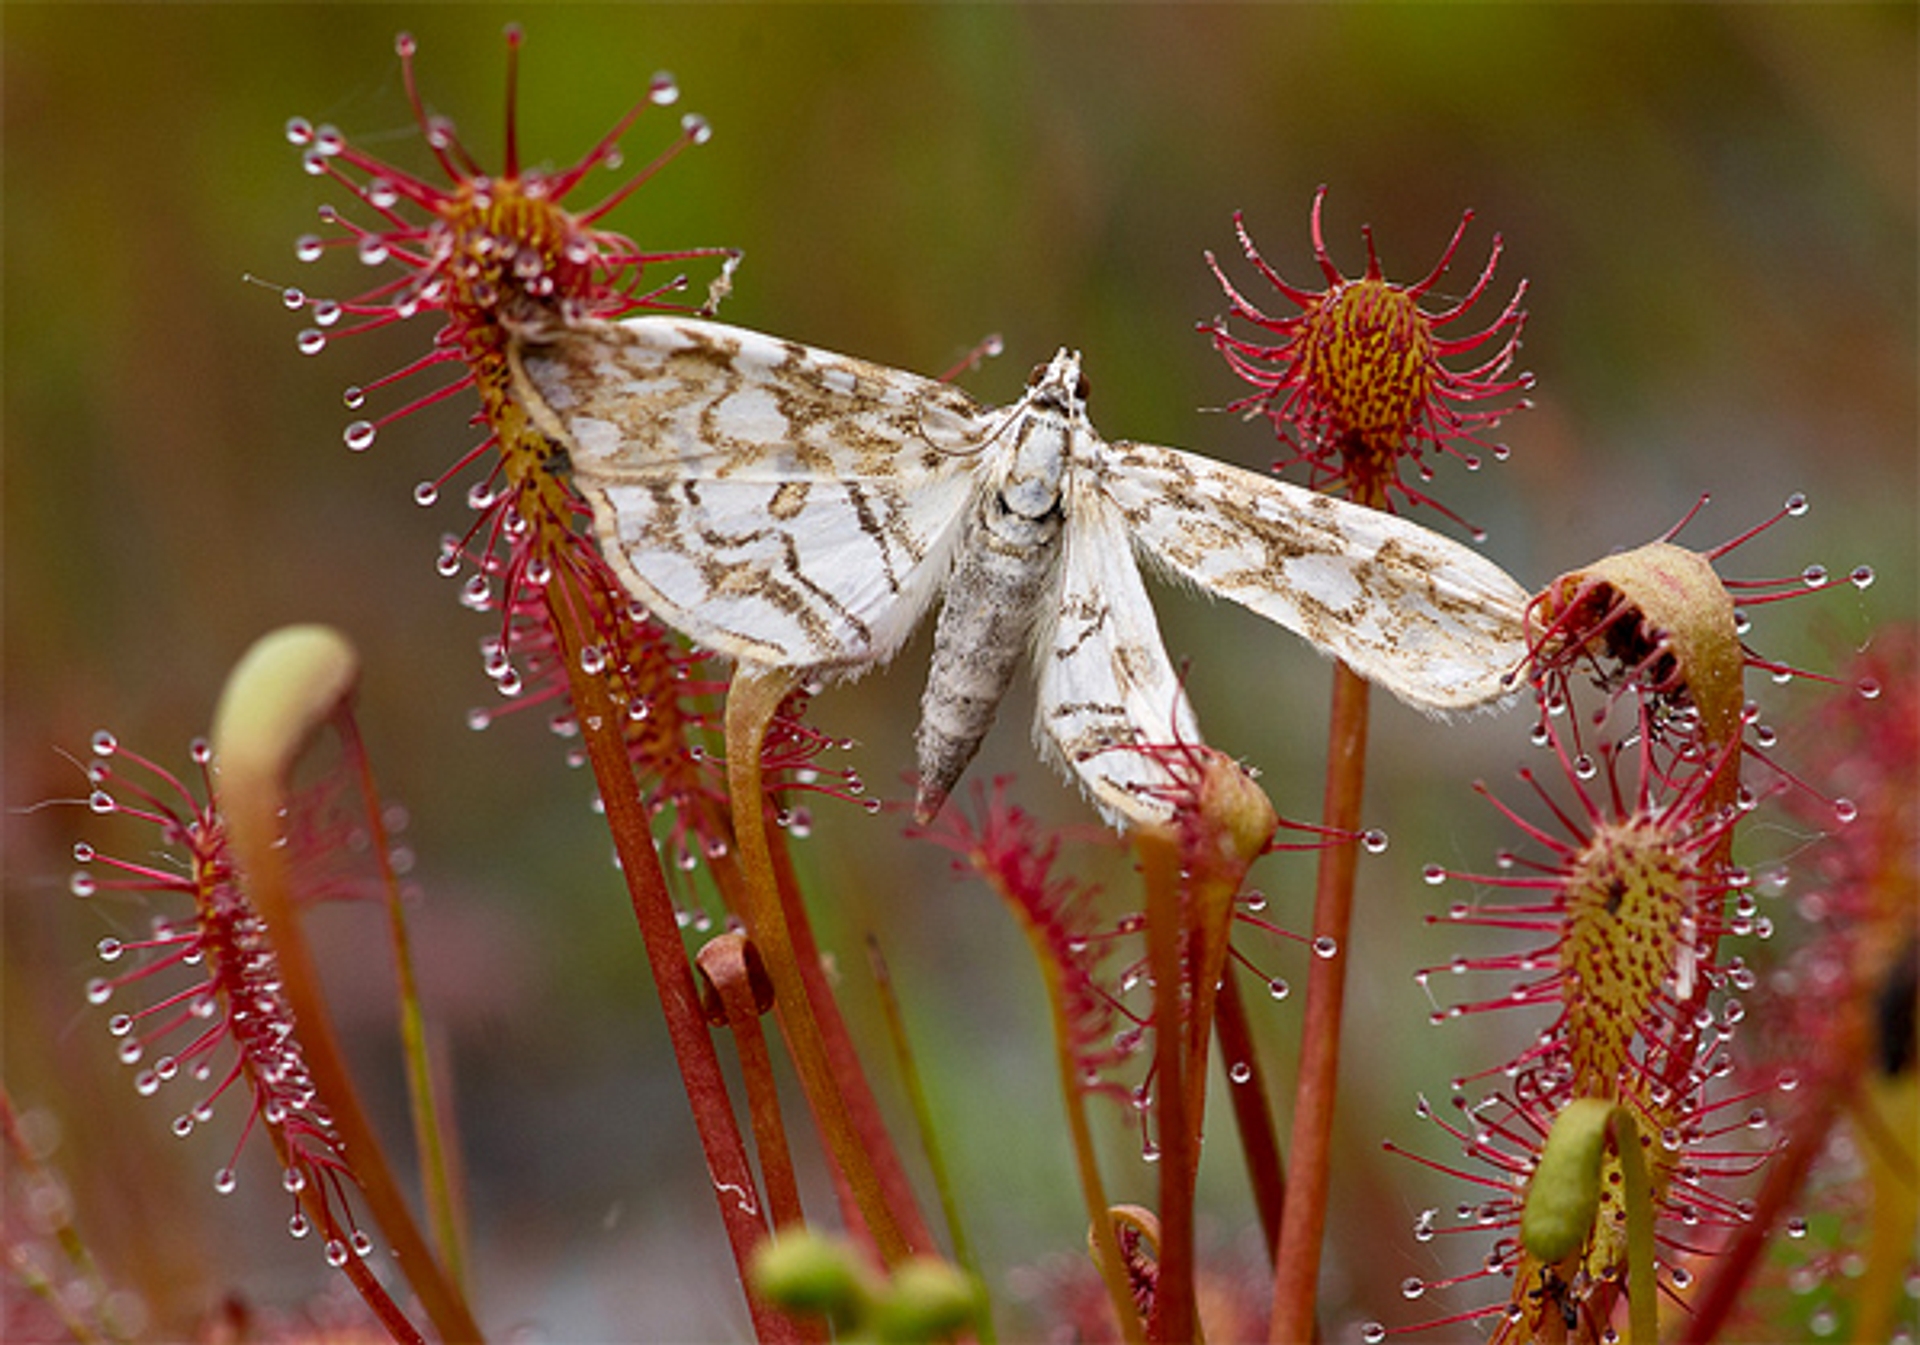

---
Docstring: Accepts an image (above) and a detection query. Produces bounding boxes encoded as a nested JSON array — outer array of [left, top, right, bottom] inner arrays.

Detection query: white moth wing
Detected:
[[511, 316, 994, 670], [1034, 475, 1203, 828], [1097, 439, 1529, 710]]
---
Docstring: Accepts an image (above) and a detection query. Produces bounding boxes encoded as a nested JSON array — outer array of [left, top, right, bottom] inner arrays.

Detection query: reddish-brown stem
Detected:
[[1680, 1081, 1840, 1341], [697, 936, 807, 1234], [1269, 665, 1370, 1344], [724, 667, 912, 1268], [1214, 962, 1286, 1260], [1139, 827, 1198, 1345], [212, 638, 481, 1343], [544, 576, 800, 1343], [243, 884, 463, 1344], [262, 1120, 425, 1345], [1179, 866, 1240, 1165], [766, 811, 935, 1254]]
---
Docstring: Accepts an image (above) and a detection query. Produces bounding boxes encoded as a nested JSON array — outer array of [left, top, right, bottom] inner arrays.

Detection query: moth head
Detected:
[[1024, 349, 1090, 414]]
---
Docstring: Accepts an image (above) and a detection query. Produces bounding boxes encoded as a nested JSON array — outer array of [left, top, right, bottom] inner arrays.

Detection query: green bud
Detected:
[[871, 1257, 977, 1343], [1520, 1097, 1612, 1264], [750, 1231, 873, 1330]]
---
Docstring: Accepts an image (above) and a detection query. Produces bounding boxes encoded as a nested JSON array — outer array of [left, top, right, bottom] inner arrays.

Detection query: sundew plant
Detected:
[[6, 14, 1915, 1345]]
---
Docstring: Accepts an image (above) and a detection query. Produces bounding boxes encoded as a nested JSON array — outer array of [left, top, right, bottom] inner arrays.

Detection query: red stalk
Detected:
[[544, 571, 800, 1342], [1214, 963, 1286, 1260], [1269, 665, 1371, 1343], [1139, 826, 1198, 1344], [697, 936, 807, 1234], [767, 832, 936, 1253], [724, 667, 913, 1268]]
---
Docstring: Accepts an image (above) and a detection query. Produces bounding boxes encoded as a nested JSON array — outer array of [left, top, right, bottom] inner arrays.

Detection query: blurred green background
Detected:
[[5, 6, 1913, 1340]]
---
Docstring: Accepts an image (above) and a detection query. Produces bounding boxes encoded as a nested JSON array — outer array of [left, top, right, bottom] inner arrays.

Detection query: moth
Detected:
[[509, 317, 1529, 827]]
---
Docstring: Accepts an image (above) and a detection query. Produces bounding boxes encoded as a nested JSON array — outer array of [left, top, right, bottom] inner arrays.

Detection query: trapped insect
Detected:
[[509, 317, 1529, 826]]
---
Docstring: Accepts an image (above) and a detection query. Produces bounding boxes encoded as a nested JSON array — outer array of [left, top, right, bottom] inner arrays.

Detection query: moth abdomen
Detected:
[[913, 500, 1063, 821]]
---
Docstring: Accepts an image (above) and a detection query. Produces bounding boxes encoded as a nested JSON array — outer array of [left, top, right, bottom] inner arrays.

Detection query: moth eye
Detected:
[[1074, 372, 1091, 403], [1025, 364, 1048, 388]]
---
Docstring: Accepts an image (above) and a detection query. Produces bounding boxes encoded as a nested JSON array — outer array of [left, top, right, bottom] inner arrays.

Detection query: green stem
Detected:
[[338, 713, 468, 1292], [1609, 1109, 1659, 1345], [866, 939, 995, 1342], [1269, 664, 1370, 1344], [2, 1089, 115, 1343], [1523, 1099, 1660, 1345], [1027, 912, 1146, 1345]]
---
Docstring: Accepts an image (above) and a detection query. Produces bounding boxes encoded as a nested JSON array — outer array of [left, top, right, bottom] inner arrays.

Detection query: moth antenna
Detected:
[[910, 396, 1009, 459]]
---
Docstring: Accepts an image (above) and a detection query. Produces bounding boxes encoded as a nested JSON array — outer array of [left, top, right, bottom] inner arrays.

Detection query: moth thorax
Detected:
[[998, 416, 1071, 521]]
